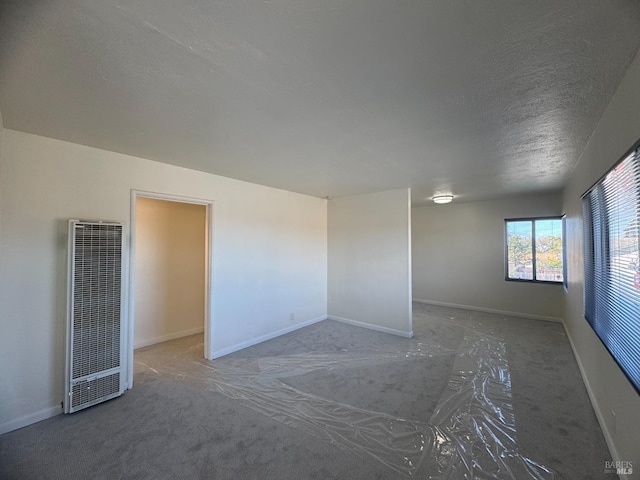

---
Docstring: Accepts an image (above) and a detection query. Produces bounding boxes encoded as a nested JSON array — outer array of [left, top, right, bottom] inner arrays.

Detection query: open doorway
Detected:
[[127, 191, 214, 388]]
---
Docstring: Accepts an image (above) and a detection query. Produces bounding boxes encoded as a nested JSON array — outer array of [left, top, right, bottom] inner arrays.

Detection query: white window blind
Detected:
[[583, 144, 640, 393]]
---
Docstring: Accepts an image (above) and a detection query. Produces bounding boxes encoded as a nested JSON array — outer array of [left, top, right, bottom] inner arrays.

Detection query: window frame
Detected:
[[504, 216, 565, 284]]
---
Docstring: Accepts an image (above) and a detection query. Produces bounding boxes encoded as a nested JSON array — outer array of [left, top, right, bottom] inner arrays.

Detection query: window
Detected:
[[583, 141, 640, 393], [505, 217, 564, 283], [562, 215, 568, 290]]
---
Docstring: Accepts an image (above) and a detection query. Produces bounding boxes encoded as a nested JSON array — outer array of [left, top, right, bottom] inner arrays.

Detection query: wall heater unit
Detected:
[[65, 220, 125, 413]]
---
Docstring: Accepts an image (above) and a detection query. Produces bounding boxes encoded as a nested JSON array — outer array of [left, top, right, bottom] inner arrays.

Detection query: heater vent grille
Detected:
[[65, 221, 124, 413], [71, 372, 121, 408]]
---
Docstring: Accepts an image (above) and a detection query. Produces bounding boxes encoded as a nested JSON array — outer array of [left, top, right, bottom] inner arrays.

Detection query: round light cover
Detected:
[[433, 195, 453, 204]]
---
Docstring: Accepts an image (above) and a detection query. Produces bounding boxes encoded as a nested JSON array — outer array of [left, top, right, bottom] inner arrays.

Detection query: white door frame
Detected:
[[127, 189, 215, 388]]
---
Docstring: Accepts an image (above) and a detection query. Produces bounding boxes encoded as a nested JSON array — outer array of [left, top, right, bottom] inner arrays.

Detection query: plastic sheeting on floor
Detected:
[[135, 317, 554, 479]]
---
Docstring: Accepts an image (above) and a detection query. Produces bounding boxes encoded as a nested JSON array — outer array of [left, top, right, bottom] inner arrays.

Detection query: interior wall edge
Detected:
[[134, 327, 205, 350], [412, 298, 563, 323], [212, 315, 328, 359], [327, 315, 414, 338]]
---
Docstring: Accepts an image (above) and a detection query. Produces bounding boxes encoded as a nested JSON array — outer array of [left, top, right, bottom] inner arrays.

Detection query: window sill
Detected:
[[505, 278, 563, 285]]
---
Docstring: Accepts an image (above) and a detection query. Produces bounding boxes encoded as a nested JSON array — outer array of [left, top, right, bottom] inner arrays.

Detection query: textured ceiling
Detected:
[[1, 1, 640, 206]]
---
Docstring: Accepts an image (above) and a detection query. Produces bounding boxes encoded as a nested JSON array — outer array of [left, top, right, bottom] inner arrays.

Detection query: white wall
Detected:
[[412, 195, 564, 320], [135, 198, 206, 349], [328, 189, 412, 337], [563, 49, 640, 473], [0, 130, 327, 433]]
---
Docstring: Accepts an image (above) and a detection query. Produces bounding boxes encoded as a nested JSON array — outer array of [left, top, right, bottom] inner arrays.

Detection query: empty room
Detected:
[[1, 2, 639, 479]]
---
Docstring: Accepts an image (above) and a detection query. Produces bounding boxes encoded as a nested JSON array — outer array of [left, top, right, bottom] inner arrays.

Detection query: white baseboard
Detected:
[[212, 315, 327, 359], [327, 315, 414, 338], [134, 327, 205, 350], [412, 298, 563, 323], [561, 323, 622, 477], [0, 405, 61, 435]]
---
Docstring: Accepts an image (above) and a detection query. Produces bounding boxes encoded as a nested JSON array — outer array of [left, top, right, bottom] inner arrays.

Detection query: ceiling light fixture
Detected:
[[432, 194, 454, 204]]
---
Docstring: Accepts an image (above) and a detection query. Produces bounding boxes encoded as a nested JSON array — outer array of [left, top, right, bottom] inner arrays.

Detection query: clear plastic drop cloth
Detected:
[[135, 321, 554, 479], [424, 333, 553, 479]]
